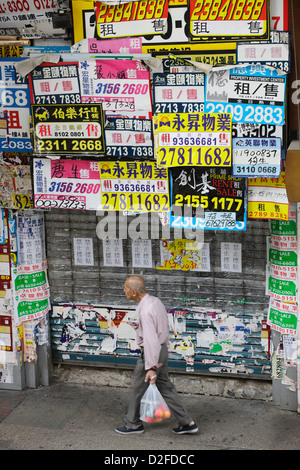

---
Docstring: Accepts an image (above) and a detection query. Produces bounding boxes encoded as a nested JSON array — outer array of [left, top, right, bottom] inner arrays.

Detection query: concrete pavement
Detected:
[[0, 381, 299, 451]]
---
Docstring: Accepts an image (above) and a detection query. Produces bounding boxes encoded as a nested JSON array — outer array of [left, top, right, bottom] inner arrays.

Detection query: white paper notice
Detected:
[[17, 213, 46, 265], [73, 238, 94, 266], [194, 243, 210, 272], [103, 239, 124, 267], [132, 239, 152, 268], [221, 242, 242, 273]]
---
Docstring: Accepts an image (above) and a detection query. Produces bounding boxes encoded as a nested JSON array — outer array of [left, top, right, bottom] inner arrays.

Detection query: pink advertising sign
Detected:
[[78, 58, 152, 116]]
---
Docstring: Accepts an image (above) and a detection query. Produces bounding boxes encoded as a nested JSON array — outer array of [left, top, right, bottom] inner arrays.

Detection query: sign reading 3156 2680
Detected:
[[31, 104, 105, 155]]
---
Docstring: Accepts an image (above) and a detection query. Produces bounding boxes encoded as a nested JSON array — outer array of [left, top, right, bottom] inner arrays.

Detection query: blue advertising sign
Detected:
[[233, 137, 282, 177], [104, 117, 154, 158], [169, 166, 247, 231], [28, 62, 81, 105], [153, 72, 205, 114], [0, 59, 32, 153], [205, 64, 287, 126]]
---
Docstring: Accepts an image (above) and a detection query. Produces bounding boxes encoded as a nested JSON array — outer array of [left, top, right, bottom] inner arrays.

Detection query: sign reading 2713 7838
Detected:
[[189, 0, 269, 42]]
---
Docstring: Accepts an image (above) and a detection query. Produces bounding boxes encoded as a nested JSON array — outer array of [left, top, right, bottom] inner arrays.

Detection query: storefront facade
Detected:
[[0, 0, 299, 412]]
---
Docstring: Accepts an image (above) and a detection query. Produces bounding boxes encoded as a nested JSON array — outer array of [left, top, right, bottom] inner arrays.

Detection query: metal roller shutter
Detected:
[[46, 208, 271, 379]]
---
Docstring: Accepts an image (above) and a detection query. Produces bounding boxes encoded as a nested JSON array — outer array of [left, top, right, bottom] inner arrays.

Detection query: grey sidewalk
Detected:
[[0, 381, 299, 451]]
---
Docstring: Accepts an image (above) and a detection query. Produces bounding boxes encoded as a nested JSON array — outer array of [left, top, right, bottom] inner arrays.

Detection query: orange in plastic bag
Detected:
[[140, 383, 171, 423]]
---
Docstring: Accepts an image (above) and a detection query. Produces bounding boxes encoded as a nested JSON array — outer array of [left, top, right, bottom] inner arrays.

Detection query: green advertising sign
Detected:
[[270, 219, 297, 236], [268, 307, 297, 332], [269, 248, 297, 267]]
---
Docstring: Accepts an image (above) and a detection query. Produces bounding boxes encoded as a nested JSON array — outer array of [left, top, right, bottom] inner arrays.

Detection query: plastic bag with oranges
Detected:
[[140, 383, 171, 423]]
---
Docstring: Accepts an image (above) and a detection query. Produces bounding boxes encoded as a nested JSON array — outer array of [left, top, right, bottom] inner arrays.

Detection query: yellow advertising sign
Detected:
[[189, 0, 269, 42], [99, 161, 169, 212], [72, 0, 95, 43], [157, 239, 202, 271], [247, 172, 289, 221], [155, 112, 232, 168], [95, 0, 169, 38]]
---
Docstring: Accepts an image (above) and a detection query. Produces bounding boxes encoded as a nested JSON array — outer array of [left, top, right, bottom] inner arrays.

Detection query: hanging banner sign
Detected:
[[268, 299, 297, 335], [237, 30, 290, 73], [0, 59, 32, 153], [170, 166, 246, 231], [33, 158, 102, 211], [153, 72, 205, 114], [31, 103, 105, 155], [95, 0, 168, 39], [78, 58, 152, 115], [205, 65, 287, 126], [189, 0, 269, 42], [99, 161, 169, 212], [232, 137, 281, 177], [28, 62, 81, 105], [104, 117, 154, 158], [247, 172, 289, 220], [155, 112, 231, 168]]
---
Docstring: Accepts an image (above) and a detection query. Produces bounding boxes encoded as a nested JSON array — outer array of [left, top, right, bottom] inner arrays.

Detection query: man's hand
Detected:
[[145, 369, 157, 384]]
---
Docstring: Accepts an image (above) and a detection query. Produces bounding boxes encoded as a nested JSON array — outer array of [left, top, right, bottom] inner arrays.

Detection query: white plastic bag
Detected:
[[140, 383, 171, 423]]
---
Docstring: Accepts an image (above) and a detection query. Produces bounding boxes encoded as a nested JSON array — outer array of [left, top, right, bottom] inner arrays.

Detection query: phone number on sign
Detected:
[[190, 0, 266, 22], [205, 103, 284, 125], [102, 192, 169, 212], [102, 181, 162, 194], [36, 139, 103, 153], [35, 194, 86, 210], [48, 182, 101, 194], [158, 147, 231, 167]]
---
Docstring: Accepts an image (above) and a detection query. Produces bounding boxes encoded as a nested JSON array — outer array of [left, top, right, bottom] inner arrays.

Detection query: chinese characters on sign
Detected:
[[205, 64, 286, 125], [247, 172, 289, 221], [33, 158, 102, 211], [31, 103, 105, 155], [29, 62, 81, 105], [33, 159, 170, 213], [232, 136, 281, 177], [0, 59, 32, 153], [78, 58, 152, 116], [95, 0, 169, 38], [170, 166, 246, 231], [99, 161, 169, 212], [189, 0, 269, 42], [155, 112, 232, 167]]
